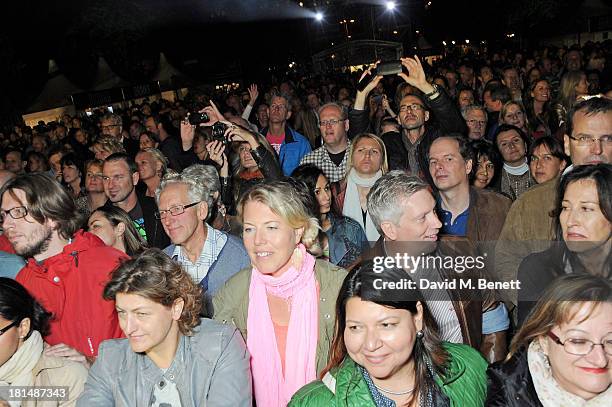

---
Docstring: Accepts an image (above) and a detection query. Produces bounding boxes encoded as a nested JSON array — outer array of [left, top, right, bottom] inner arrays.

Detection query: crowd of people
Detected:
[[0, 40, 611, 406]]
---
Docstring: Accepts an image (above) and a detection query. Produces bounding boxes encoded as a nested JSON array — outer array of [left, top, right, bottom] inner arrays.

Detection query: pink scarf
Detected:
[[247, 244, 318, 406]]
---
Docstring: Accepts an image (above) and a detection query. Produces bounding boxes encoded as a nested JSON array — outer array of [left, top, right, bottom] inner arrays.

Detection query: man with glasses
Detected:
[[496, 96, 612, 304], [0, 173, 124, 362], [462, 105, 488, 140], [101, 152, 169, 249], [261, 92, 311, 176], [100, 113, 138, 158], [380, 56, 467, 175], [157, 165, 249, 314], [298, 102, 350, 182]]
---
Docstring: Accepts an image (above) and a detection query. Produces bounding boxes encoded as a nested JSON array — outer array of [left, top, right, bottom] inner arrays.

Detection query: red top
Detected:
[[16, 230, 126, 357], [0, 233, 15, 254], [266, 131, 285, 155]]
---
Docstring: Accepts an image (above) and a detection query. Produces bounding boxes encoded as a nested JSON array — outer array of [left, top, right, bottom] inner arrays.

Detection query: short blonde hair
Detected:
[[346, 133, 389, 175], [237, 180, 320, 251]]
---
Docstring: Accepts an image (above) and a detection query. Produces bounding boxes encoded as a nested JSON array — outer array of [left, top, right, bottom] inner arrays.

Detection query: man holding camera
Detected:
[[352, 56, 467, 177]]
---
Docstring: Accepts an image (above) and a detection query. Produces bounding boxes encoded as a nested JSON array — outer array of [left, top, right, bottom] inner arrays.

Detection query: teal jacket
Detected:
[[289, 342, 488, 407]]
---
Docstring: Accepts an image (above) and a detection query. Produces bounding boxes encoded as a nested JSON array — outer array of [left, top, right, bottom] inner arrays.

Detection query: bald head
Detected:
[[0, 169, 16, 189]]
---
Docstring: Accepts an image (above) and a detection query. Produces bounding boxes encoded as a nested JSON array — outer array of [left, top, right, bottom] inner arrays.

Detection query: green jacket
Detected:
[[288, 342, 488, 407], [212, 259, 347, 374]]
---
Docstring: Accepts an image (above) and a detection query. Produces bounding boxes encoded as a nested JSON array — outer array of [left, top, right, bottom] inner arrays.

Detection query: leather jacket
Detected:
[[77, 319, 252, 407], [486, 349, 542, 406]]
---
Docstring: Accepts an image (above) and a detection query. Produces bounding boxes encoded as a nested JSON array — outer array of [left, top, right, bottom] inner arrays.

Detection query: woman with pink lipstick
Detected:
[[213, 180, 347, 407], [487, 274, 612, 406], [517, 164, 611, 323], [289, 261, 488, 406]]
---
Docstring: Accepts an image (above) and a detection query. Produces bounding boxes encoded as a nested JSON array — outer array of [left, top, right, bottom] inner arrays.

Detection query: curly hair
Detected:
[[103, 248, 203, 336]]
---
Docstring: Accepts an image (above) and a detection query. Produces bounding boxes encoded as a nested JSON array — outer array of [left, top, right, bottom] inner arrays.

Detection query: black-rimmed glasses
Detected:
[[0, 206, 28, 223], [0, 320, 19, 336], [155, 202, 200, 220]]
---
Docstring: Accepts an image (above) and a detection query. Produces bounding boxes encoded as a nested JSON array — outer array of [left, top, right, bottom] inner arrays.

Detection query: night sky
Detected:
[[0, 0, 599, 117]]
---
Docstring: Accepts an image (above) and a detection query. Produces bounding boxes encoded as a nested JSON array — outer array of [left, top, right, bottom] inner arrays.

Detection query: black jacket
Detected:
[[381, 88, 467, 177], [486, 349, 542, 406]]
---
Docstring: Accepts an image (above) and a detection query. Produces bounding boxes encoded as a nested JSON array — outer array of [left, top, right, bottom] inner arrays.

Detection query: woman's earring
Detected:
[[416, 330, 424, 339]]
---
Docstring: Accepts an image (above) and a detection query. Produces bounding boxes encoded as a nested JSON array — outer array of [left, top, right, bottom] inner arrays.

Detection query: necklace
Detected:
[[374, 384, 415, 396]]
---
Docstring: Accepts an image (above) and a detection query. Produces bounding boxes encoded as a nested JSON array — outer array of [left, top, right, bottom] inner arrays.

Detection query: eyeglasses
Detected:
[[399, 104, 425, 113], [567, 134, 612, 147], [548, 331, 612, 356], [320, 119, 344, 127], [467, 119, 486, 127], [101, 125, 119, 131], [0, 319, 19, 336], [0, 206, 28, 223], [86, 172, 105, 179], [155, 202, 201, 220]]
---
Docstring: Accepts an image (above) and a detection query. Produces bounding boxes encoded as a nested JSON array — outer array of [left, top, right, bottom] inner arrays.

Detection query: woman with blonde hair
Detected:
[[213, 180, 347, 407], [79, 249, 252, 406], [500, 100, 530, 136], [330, 132, 388, 242], [554, 70, 590, 128], [487, 274, 611, 406]]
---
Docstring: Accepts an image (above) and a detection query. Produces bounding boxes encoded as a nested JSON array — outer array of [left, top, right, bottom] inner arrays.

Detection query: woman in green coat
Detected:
[[289, 260, 488, 407]]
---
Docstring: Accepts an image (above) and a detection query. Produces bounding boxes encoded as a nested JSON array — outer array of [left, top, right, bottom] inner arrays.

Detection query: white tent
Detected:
[[91, 57, 130, 91], [25, 59, 83, 113], [153, 52, 185, 88]]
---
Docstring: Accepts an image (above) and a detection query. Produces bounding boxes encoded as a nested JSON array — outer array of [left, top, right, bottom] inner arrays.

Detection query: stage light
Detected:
[[442, 41, 447, 46], [315, 12, 323, 21], [465, 39, 469, 44], [386, 2, 396, 11]]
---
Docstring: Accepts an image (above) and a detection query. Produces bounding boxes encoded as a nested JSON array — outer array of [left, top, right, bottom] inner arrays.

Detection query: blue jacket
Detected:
[[0, 252, 25, 278], [264, 126, 312, 176], [164, 231, 251, 315]]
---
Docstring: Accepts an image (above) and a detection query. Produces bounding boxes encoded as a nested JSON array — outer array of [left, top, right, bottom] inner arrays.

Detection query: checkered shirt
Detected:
[[298, 140, 351, 183]]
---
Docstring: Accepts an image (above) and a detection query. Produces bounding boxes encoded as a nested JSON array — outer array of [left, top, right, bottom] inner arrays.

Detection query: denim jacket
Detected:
[[326, 213, 368, 268], [77, 319, 252, 407]]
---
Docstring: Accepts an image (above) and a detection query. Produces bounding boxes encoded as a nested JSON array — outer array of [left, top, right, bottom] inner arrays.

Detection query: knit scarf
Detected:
[[247, 244, 318, 407], [0, 330, 43, 407], [343, 169, 382, 242], [528, 340, 612, 407], [503, 160, 530, 176]]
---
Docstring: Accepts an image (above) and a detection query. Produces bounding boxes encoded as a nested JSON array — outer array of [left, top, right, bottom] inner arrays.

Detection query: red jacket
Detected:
[[0, 233, 15, 254], [16, 230, 127, 357]]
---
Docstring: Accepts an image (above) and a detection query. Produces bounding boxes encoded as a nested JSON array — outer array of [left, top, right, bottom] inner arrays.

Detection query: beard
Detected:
[[16, 226, 54, 259]]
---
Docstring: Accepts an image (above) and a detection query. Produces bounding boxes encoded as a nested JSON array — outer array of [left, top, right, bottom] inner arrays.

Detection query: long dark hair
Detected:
[[324, 260, 449, 405], [551, 164, 612, 277], [291, 164, 341, 217], [89, 206, 148, 256], [0, 277, 52, 338]]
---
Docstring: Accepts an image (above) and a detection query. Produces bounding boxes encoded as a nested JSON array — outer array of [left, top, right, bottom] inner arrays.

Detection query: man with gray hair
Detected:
[[367, 170, 508, 362], [462, 105, 488, 140], [157, 164, 250, 311], [298, 102, 350, 182]]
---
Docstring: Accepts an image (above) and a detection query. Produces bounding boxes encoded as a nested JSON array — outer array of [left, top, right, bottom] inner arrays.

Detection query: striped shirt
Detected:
[[172, 224, 228, 284]]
